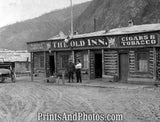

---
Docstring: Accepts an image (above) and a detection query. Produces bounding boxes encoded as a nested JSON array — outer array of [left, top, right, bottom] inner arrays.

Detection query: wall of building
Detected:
[[28, 30, 160, 83], [104, 50, 118, 76], [33, 52, 45, 77]]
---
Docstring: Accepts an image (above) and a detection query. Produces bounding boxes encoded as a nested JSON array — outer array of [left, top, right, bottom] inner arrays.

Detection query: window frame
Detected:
[[135, 50, 149, 73], [60, 54, 69, 69], [39, 54, 44, 68], [83, 53, 89, 69]]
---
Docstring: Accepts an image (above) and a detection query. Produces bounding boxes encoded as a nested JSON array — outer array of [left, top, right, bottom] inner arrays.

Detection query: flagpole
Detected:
[[70, 0, 73, 37], [70, 0, 75, 63]]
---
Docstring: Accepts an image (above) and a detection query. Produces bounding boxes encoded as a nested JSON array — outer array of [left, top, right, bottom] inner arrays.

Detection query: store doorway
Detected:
[[95, 53, 102, 78], [119, 53, 129, 82], [49, 56, 55, 76]]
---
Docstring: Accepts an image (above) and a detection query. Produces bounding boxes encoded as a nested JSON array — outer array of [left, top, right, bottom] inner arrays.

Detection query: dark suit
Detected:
[[67, 62, 75, 83]]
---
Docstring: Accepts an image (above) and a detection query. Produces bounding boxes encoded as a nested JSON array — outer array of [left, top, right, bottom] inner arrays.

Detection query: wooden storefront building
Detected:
[[27, 24, 160, 84]]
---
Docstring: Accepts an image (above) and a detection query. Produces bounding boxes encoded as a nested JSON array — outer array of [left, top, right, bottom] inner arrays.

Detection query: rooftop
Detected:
[[0, 49, 30, 62], [106, 23, 160, 35], [27, 23, 160, 44], [48, 23, 160, 40]]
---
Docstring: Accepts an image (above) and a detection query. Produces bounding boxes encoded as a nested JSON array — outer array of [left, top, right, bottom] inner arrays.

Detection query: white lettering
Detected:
[[98, 39, 105, 45], [140, 40, 145, 45], [135, 41, 140, 45], [150, 35, 156, 40], [146, 40, 150, 44], [127, 41, 131, 45], [131, 41, 135, 45], [75, 41, 81, 47], [133, 36, 139, 40], [121, 42, 126, 46], [144, 35, 149, 40], [70, 41, 75, 47], [138, 36, 143, 40], [37, 112, 43, 120], [87, 39, 91, 46], [80, 40, 85, 46], [129, 37, 133, 41], [121, 37, 126, 41], [151, 40, 156, 44], [91, 39, 98, 45], [52, 42, 56, 48]]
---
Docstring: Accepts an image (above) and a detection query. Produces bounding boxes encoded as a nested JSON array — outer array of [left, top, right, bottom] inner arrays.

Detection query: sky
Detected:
[[0, 0, 91, 28]]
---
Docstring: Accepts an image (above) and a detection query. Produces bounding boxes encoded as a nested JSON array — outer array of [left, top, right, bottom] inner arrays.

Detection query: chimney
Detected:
[[128, 20, 133, 26]]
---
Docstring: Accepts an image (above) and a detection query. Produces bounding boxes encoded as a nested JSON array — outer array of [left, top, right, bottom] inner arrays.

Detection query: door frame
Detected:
[[94, 50, 102, 78], [49, 53, 56, 76], [118, 50, 129, 82]]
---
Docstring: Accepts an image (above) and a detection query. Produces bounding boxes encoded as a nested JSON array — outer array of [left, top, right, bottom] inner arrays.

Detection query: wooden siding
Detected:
[[46, 52, 50, 77], [104, 50, 118, 76], [156, 48, 160, 80], [129, 51, 135, 73], [90, 51, 95, 79], [149, 49, 154, 75], [33, 52, 45, 73]]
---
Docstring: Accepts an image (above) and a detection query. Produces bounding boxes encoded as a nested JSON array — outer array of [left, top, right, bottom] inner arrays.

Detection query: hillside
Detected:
[[1, 0, 160, 50], [0, 2, 90, 50], [74, 0, 160, 33]]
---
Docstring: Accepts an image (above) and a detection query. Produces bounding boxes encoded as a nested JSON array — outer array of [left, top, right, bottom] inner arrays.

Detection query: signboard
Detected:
[[120, 34, 158, 46], [28, 42, 51, 51], [27, 33, 159, 52], [51, 36, 109, 49]]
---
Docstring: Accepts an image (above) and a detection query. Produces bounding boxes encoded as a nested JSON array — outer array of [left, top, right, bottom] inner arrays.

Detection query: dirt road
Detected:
[[0, 81, 159, 122]]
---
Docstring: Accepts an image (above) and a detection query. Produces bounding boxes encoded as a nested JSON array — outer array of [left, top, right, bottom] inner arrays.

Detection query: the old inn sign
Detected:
[[120, 33, 158, 46], [27, 36, 110, 51], [52, 36, 109, 49]]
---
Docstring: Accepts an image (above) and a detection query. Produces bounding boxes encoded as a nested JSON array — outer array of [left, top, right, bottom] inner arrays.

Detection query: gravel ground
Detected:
[[0, 78, 160, 122]]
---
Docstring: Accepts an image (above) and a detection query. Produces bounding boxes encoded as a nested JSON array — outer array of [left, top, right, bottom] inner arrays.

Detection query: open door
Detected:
[[49, 56, 55, 76], [95, 53, 102, 78]]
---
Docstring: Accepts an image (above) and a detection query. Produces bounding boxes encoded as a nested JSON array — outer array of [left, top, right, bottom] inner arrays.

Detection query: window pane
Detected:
[[40, 55, 44, 68], [61, 55, 69, 69], [139, 60, 148, 72], [137, 52, 148, 72], [83, 53, 88, 69]]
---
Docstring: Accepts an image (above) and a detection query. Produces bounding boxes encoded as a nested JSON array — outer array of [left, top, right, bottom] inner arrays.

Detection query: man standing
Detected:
[[67, 61, 75, 83], [75, 59, 82, 83]]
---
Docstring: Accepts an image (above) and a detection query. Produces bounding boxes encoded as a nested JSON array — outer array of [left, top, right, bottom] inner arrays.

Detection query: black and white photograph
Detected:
[[0, 0, 160, 121]]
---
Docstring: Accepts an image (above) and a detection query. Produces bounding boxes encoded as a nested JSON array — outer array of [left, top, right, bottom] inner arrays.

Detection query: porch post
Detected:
[[54, 51, 57, 73], [44, 51, 46, 78], [88, 49, 90, 80], [72, 50, 75, 63], [102, 49, 104, 77], [31, 52, 34, 81]]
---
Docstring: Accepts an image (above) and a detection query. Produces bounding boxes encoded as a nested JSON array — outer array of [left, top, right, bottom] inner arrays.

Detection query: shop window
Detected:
[[60, 55, 69, 69], [34, 53, 44, 69], [83, 53, 89, 69], [40, 55, 44, 68], [136, 52, 149, 72]]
